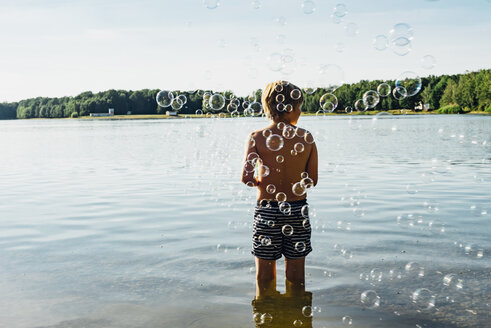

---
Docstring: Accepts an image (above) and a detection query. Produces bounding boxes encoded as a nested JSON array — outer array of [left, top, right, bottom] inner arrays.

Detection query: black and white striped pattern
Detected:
[[251, 199, 312, 260]]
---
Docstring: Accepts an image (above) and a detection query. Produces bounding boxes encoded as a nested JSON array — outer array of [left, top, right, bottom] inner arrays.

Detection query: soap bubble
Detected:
[[342, 316, 353, 325], [195, 109, 204, 116], [282, 224, 294, 236], [251, 0, 262, 10], [443, 274, 464, 290], [261, 236, 272, 246], [405, 261, 425, 278], [360, 290, 380, 309], [391, 36, 412, 56], [279, 201, 291, 215], [345, 22, 359, 37], [301, 0, 316, 14], [334, 42, 345, 53], [266, 184, 276, 194], [275, 16, 287, 26], [304, 132, 315, 144], [156, 90, 174, 107], [370, 268, 383, 282], [377, 83, 391, 97], [331, 13, 343, 24], [319, 64, 345, 92], [295, 241, 306, 252], [203, 0, 220, 9], [301, 205, 309, 218], [262, 129, 272, 138], [267, 53, 283, 72], [282, 125, 296, 139], [276, 94, 285, 103], [294, 142, 305, 153], [276, 192, 287, 202], [209, 94, 225, 111], [170, 97, 184, 111], [177, 94, 187, 105], [302, 305, 313, 317], [333, 3, 348, 17], [276, 155, 284, 163], [292, 182, 307, 196], [258, 165, 270, 178], [295, 127, 306, 138], [363, 90, 380, 108], [396, 71, 422, 96], [320, 93, 338, 112], [291, 149, 298, 156], [248, 101, 263, 116], [293, 319, 303, 327], [389, 23, 414, 41], [421, 54, 436, 69], [411, 288, 435, 311], [291, 89, 302, 100], [344, 106, 353, 113], [373, 35, 389, 51], [354, 99, 367, 112], [301, 177, 314, 188], [266, 134, 284, 151], [392, 86, 408, 100]]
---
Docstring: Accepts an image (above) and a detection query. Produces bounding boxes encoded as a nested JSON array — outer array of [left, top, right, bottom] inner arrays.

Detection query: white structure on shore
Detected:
[[90, 108, 115, 117]]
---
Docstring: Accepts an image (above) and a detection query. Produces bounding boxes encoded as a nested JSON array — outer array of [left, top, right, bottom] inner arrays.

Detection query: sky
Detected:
[[0, 0, 490, 102]]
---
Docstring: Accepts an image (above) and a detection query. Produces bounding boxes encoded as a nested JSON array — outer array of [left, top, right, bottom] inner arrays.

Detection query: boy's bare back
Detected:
[[246, 123, 318, 201]]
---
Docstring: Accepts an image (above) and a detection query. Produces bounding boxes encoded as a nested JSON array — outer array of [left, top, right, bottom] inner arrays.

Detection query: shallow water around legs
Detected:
[[0, 115, 489, 328]]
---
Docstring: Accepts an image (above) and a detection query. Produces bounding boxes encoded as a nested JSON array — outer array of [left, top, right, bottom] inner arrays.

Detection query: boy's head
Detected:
[[261, 81, 304, 123]]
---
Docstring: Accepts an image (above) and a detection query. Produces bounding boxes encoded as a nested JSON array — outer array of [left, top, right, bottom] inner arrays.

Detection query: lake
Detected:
[[0, 115, 489, 328]]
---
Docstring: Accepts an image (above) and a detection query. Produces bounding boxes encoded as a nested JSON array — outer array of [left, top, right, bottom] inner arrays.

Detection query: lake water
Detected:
[[0, 115, 489, 328]]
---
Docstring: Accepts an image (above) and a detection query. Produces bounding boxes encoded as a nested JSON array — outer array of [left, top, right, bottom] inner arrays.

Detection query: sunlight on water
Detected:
[[0, 115, 489, 327]]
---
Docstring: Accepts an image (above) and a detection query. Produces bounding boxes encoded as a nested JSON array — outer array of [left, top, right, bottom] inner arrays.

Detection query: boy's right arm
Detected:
[[241, 132, 259, 186]]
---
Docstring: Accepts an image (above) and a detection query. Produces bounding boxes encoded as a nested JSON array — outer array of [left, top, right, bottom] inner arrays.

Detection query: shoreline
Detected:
[[77, 110, 489, 120], [4, 110, 489, 121]]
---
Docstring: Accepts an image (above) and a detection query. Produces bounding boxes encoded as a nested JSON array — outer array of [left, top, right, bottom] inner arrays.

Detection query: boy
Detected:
[[242, 81, 318, 298]]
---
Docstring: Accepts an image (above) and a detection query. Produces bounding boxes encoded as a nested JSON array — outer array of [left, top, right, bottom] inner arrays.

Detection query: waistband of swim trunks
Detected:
[[256, 198, 307, 207]]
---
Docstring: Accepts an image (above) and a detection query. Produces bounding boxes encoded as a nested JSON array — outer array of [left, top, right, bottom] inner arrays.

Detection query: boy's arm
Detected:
[[306, 142, 318, 186], [241, 132, 259, 186]]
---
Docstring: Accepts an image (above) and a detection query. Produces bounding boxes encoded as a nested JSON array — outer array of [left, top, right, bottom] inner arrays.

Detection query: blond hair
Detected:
[[261, 81, 304, 120]]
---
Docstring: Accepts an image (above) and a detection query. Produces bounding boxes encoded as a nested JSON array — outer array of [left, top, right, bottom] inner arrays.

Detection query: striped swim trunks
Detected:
[[251, 199, 312, 260]]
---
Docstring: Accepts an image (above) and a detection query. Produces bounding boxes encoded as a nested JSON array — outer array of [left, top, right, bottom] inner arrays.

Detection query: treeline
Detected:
[[0, 69, 489, 120]]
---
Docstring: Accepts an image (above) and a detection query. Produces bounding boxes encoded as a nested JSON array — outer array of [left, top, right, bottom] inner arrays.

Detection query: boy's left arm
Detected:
[[241, 132, 259, 186]]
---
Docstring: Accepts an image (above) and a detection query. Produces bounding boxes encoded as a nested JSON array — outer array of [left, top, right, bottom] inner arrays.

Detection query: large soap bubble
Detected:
[[360, 290, 380, 309], [319, 93, 338, 112], [301, 0, 316, 14], [421, 54, 436, 69], [389, 23, 414, 56], [203, 0, 220, 9], [377, 83, 391, 97], [373, 35, 389, 51], [333, 3, 347, 17], [362, 90, 380, 109], [209, 94, 225, 111], [266, 134, 284, 151], [318, 64, 345, 92], [156, 90, 174, 107], [395, 71, 422, 97]]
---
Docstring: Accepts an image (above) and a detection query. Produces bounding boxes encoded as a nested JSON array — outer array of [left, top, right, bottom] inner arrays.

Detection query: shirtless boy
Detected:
[[241, 80, 318, 297]]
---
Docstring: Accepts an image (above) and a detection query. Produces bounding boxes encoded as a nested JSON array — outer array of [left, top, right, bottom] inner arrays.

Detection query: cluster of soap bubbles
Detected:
[[156, 90, 188, 111], [373, 23, 413, 55]]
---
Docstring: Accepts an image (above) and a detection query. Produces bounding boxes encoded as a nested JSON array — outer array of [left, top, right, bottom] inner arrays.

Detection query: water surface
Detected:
[[0, 115, 489, 327]]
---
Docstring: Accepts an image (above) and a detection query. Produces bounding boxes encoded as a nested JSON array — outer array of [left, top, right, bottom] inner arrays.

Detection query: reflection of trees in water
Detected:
[[251, 291, 312, 328]]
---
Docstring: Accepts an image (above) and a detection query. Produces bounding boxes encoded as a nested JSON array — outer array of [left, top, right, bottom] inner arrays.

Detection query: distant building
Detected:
[[90, 108, 115, 117]]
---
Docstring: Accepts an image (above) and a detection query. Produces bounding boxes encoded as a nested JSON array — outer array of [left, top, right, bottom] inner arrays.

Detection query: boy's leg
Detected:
[[255, 257, 277, 298], [285, 257, 305, 296]]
